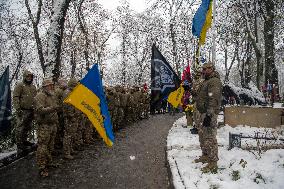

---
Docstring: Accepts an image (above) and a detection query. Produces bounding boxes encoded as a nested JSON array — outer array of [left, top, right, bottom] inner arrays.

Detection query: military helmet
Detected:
[[23, 70, 33, 78], [42, 78, 54, 87], [202, 62, 214, 69]]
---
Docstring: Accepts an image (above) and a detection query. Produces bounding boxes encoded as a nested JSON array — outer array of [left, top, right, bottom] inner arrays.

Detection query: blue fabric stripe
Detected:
[[80, 64, 114, 143], [192, 0, 211, 37]]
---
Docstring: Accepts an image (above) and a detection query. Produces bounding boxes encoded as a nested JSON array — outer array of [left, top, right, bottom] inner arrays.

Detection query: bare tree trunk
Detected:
[[169, 22, 180, 78], [254, 2, 262, 89], [263, 0, 277, 84], [70, 48, 76, 78], [45, 0, 71, 81], [24, 0, 46, 73], [77, 0, 91, 71], [224, 45, 239, 83]]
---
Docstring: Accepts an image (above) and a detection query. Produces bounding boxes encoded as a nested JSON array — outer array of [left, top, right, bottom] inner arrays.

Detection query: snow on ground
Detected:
[[273, 103, 284, 108], [167, 116, 284, 189]]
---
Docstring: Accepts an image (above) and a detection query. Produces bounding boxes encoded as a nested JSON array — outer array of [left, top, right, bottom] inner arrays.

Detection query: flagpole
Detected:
[[212, 0, 216, 65]]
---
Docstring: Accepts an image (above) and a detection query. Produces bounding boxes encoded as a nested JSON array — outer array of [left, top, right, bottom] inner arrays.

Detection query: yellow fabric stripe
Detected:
[[64, 84, 113, 147], [167, 85, 185, 108], [199, 1, 213, 45]]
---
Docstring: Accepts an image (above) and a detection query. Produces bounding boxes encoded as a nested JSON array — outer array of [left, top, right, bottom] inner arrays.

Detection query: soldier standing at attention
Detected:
[[195, 62, 222, 173], [54, 78, 67, 150], [34, 78, 59, 177], [62, 78, 79, 160], [13, 70, 37, 155]]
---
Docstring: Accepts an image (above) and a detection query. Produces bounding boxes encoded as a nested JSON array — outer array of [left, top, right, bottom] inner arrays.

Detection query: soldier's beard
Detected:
[[24, 79, 33, 85]]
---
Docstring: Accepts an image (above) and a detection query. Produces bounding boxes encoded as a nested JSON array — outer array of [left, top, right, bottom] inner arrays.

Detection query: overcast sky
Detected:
[[97, 0, 147, 12]]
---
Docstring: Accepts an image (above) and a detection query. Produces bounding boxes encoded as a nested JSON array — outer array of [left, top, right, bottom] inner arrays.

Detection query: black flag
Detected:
[[0, 66, 12, 135], [150, 44, 180, 113]]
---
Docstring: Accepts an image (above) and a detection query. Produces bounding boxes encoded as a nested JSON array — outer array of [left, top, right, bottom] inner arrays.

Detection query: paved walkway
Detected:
[[0, 113, 182, 189]]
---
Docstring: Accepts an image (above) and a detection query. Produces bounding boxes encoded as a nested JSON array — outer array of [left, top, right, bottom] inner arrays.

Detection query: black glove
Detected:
[[203, 115, 211, 127]]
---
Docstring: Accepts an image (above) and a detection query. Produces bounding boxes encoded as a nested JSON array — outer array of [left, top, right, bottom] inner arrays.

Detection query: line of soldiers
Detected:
[[12, 70, 150, 177], [105, 85, 150, 131], [13, 72, 96, 177]]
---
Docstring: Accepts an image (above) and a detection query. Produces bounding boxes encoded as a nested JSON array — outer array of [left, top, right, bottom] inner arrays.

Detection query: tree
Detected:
[[45, 0, 71, 81], [24, 0, 46, 73]]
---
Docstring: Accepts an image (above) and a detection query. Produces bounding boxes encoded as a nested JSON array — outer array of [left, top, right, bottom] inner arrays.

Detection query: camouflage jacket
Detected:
[[13, 82, 37, 110], [54, 87, 65, 113], [34, 90, 58, 124], [196, 71, 222, 114]]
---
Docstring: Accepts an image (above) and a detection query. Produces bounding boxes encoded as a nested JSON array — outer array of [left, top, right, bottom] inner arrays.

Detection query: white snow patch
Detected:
[[167, 116, 284, 189]]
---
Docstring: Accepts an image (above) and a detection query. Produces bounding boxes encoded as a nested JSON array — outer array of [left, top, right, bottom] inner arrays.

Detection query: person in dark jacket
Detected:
[[195, 62, 222, 173]]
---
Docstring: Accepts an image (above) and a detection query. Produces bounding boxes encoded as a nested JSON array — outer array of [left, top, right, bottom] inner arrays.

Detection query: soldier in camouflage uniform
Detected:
[[140, 88, 149, 118], [34, 78, 59, 177], [126, 88, 136, 123], [62, 78, 80, 160], [83, 115, 94, 145], [73, 112, 84, 151], [54, 78, 67, 150], [144, 92, 150, 119], [114, 86, 124, 130], [132, 86, 142, 121], [120, 88, 129, 125], [195, 62, 222, 173], [13, 70, 37, 154], [106, 87, 117, 129]]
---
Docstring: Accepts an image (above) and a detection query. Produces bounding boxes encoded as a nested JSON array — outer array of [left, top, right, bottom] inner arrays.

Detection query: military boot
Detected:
[[48, 162, 61, 168], [201, 161, 218, 174], [194, 155, 209, 163], [39, 168, 49, 178], [23, 141, 35, 146], [64, 154, 74, 160]]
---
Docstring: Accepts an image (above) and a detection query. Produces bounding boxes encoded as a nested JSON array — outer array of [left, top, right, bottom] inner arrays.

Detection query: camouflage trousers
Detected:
[[125, 106, 135, 123], [36, 123, 57, 170], [15, 110, 34, 150], [200, 113, 219, 162], [110, 108, 118, 130], [83, 120, 94, 143], [194, 109, 205, 154], [74, 118, 84, 148], [116, 107, 124, 129], [185, 111, 193, 127], [54, 112, 64, 149], [63, 118, 78, 156], [143, 104, 150, 118]]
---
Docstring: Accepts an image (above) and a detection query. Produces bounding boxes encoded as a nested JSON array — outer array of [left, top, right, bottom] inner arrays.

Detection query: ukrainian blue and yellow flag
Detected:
[[167, 85, 184, 108], [64, 64, 114, 147], [192, 0, 213, 45]]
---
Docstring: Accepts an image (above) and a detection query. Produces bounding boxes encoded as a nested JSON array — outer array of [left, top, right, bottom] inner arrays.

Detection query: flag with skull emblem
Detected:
[[150, 44, 180, 114]]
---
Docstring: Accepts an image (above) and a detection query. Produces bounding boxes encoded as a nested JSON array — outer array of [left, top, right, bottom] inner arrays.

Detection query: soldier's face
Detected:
[[45, 84, 54, 91], [202, 67, 213, 77], [26, 74, 33, 82]]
